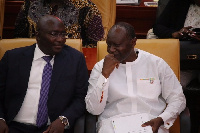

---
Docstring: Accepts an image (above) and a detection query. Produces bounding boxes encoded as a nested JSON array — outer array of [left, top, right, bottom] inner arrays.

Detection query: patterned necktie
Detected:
[[36, 56, 53, 127]]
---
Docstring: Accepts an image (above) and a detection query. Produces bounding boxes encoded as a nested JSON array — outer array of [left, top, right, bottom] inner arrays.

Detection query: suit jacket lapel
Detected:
[[48, 49, 67, 98], [19, 44, 35, 92]]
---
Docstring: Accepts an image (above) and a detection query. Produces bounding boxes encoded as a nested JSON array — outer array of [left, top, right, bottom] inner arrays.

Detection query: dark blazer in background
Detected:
[[153, 0, 191, 38], [0, 44, 89, 132]]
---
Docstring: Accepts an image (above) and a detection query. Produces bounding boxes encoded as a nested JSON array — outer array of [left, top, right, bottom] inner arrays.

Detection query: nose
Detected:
[[109, 45, 116, 53], [56, 36, 66, 42]]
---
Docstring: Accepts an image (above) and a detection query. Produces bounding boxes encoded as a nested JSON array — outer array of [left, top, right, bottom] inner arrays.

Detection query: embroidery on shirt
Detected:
[[140, 78, 155, 84]]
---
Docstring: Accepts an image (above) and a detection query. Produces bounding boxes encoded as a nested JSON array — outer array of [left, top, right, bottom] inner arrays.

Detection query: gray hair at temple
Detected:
[[109, 22, 136, 40]]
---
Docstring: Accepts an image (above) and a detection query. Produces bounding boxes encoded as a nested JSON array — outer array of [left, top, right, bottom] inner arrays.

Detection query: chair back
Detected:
[[0, 38, 82, 60], [97, 39, 181, 133]]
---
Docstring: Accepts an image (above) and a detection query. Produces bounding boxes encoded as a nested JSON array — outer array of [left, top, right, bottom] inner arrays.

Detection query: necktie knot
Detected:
[[42, 56, 53, 63]]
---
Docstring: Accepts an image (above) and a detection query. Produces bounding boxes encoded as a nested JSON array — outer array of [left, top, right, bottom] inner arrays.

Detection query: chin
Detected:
[[47, 50, 60, 56], [53, 50, 62, 55], [53, 47, 62, 53], [113, 55, 120, 60]]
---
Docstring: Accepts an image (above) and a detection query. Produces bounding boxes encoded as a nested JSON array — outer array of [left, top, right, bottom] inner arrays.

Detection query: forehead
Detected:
[[40, 19, 65, 32], [107, 27, 128, 43]]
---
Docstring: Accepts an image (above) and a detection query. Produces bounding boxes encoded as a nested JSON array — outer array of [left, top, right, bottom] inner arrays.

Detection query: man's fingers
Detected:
[[115, 63, 119, 69], [141, 121, 152, 127]]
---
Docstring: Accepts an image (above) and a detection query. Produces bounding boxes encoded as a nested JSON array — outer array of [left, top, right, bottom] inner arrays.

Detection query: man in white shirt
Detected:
[[85, 22, 186, 133]]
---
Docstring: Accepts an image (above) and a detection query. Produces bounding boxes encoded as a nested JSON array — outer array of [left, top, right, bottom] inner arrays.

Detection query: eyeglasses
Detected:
[[48, 32, 67, 38]]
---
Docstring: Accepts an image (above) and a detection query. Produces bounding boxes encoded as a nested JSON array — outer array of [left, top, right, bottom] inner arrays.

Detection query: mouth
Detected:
[[113, 54, 121, 61], [53, 44, 64, 49], [52, 44, 64, 53], [53, 45, 63, 48]]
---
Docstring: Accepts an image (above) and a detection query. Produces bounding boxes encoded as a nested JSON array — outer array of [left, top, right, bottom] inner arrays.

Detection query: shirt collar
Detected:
[[33, 44, 54, 61]]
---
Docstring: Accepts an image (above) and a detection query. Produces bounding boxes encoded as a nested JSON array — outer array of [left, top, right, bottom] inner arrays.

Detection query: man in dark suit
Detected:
[[0, 15, 88, 133]]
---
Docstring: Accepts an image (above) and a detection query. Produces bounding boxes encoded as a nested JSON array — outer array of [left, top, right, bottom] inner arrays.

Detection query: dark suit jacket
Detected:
[[0, 44, 88, 131], [153, 0, 191, 38]]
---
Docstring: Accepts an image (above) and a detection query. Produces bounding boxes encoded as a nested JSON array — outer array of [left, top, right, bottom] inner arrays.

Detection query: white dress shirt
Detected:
[[14, 44, 54, 125], [85, 49, 186, 133]]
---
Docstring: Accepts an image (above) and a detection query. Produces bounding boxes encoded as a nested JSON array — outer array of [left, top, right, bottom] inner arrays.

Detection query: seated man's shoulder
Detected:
[[140, 50, 164, 62], [62, 45, 83, 55], [7, 44, 35, 53]]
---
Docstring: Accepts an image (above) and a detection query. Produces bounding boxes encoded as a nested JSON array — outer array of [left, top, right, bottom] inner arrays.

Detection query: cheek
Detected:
[[118, 47, 126, 53], [62, 38, 66, 43], [44, 39, 54, 50], [49, 38, 55, 43], [40, 36, 53, 44]]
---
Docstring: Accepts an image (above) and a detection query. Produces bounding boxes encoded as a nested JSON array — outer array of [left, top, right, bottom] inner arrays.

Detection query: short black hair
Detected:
[[110, 22, 136, 39]]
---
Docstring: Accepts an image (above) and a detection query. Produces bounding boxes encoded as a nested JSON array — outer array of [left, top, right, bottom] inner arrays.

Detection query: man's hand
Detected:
[[102, 54, 120, 78], [141, 117, 164, 133], [0, 119, 8, 133], [43, 119, 65, 133]]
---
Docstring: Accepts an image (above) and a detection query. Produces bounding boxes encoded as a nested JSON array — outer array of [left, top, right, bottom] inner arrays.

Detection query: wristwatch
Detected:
[[59, 116, 70, 129]]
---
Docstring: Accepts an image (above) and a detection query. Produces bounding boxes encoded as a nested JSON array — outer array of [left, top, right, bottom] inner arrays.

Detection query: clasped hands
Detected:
[[172, 26, 200, 40]]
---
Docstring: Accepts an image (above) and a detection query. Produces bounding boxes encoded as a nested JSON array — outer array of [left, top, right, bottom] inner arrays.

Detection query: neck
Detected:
[[120, 49, 138, 63]]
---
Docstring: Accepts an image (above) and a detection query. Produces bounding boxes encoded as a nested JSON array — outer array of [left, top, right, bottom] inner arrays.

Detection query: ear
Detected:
[[35, 31, 39, 37], [131, 37, 137, 47], [35, 31, 40, 41]]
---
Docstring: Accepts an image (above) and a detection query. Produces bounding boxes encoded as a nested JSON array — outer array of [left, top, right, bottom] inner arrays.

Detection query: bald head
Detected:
[[36, 15, 64, 32], [108, 22, 136, 40]]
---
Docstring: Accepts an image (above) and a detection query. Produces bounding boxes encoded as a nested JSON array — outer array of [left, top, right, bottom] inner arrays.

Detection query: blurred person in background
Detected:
[[14, 0, 104, 47]]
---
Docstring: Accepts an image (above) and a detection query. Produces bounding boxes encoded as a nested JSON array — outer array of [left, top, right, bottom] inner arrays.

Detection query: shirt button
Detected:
[[102, 83, 106, 87]]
